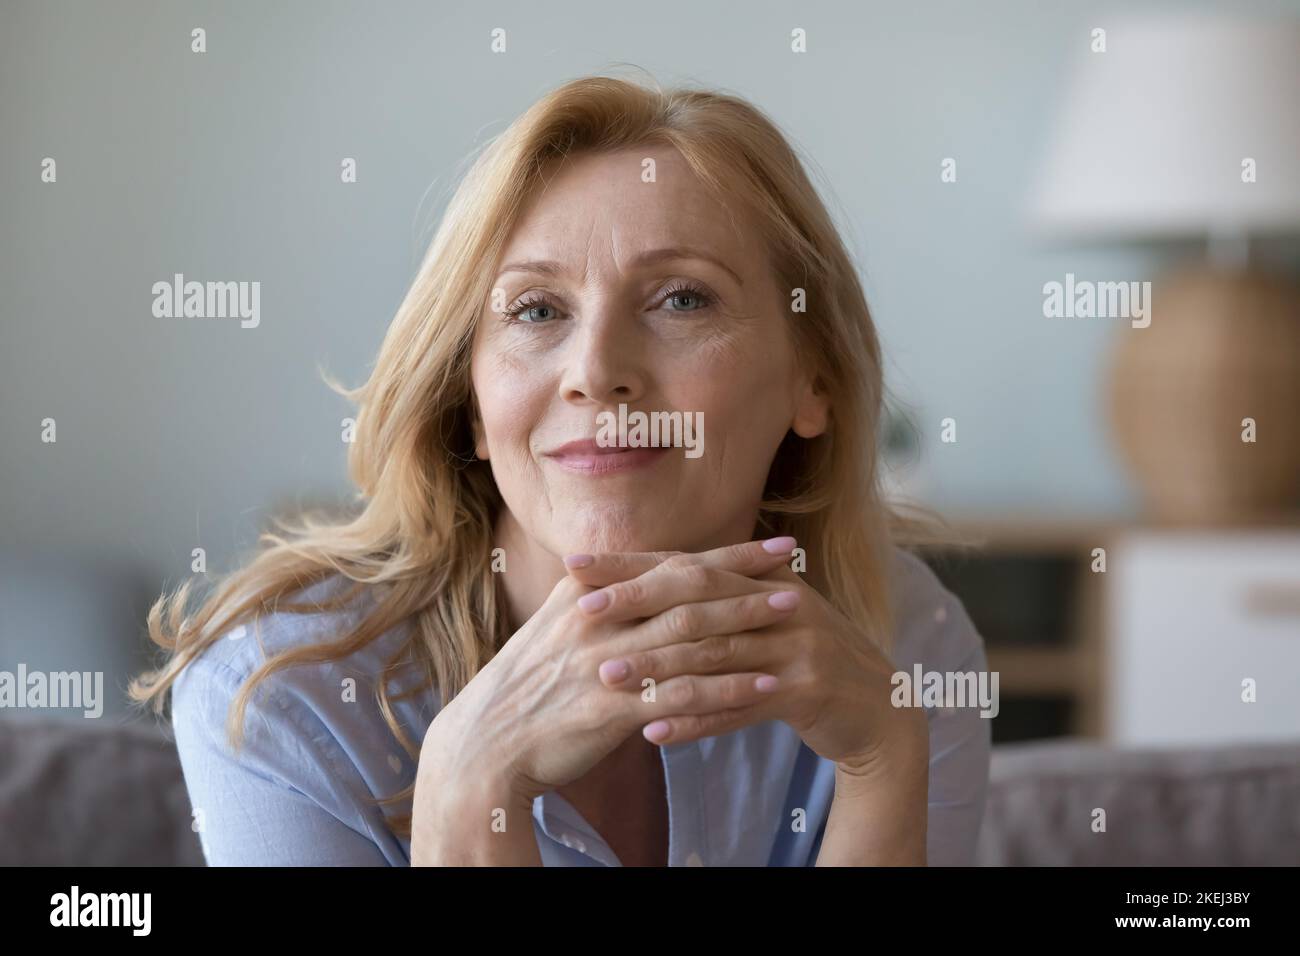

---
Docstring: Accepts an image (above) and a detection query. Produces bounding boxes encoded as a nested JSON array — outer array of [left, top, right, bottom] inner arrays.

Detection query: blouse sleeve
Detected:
[[170, 655, 393, 866], [919, 590, 993, 866]]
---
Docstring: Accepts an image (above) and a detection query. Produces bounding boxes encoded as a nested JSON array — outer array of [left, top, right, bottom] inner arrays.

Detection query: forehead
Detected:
[[498, 145, 757, 263]]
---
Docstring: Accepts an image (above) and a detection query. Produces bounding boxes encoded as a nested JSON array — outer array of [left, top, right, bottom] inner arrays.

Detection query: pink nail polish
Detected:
[[767, 590, 800, 610], [578, 589, 610, 613], [644, 720, 671, 742], [755, 675, 779, 692], [761, 535, 797, 554], [599, 659, 630, 683], [564, 553, 594, 569]]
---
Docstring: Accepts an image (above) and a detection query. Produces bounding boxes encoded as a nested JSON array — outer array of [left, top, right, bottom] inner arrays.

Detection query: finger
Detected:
[[598, 589, 800, 676], [619, 672, 781, 731], [564, 536, 797, 589], [642, 703, 773, 746], [597, 629, 780, 688], [572, 538, 798, 621], [577, 561, 791, 624], [757, 562, 804, 586], [562, 549, 682, 585]]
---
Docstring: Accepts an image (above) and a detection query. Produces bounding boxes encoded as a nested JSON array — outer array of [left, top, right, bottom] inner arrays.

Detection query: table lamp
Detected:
[[1028, 13, 1300, 522]]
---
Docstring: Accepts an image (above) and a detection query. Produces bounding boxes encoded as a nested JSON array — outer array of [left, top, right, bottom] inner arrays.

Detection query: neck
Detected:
[[494, 510, 566, 633]]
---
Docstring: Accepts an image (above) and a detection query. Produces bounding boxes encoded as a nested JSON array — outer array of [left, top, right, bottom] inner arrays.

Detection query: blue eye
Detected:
[[500, 282, 714, 324], [661, 282, 713, 312], [502, 295, 558, 323]]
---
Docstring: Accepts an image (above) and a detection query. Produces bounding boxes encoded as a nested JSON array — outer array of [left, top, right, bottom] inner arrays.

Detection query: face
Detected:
[[470, 145, 828, 559]]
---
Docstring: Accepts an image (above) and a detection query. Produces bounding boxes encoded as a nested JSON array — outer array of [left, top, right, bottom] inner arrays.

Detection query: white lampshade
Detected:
[[1028, 14, 1300, 240]]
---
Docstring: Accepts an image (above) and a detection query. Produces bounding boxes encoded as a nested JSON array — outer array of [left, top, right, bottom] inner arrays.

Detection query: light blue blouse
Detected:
[[170, 546, 991, 866]]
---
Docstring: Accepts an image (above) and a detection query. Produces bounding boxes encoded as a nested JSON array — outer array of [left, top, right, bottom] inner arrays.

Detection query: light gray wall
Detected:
[[2, 0, 1297, 704]]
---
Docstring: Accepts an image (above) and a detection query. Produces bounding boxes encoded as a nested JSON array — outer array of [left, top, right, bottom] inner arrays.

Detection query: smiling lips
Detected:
[[543, 438, 671, 475]]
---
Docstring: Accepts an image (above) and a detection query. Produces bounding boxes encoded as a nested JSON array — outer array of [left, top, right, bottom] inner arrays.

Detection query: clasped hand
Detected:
[[563, 536, 927, 776]]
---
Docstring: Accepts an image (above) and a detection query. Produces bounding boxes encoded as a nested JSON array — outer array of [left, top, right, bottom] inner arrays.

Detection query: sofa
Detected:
[[2, 715, 1297, 866]]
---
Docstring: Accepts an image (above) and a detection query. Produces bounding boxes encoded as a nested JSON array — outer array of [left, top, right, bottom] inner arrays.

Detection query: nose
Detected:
[[558, 305, 647, 407]]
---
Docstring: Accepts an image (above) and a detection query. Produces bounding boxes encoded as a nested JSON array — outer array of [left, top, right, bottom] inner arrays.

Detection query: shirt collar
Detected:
[[531, 721, 806, 866]]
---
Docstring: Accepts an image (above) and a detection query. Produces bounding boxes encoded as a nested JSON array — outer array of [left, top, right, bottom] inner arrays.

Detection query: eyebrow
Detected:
[[497, 246, 745, 288]]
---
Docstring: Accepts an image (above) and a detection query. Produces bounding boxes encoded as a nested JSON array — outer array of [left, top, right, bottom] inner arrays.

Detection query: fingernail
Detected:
[[644, 720, 671, 743], [761, 535, 797, 554], [564, 553, 594, 569], [578, 589, 610, 613], [767, 590, 800, 610], [599, 659, 630, 683], [755, 675, 780, 693]]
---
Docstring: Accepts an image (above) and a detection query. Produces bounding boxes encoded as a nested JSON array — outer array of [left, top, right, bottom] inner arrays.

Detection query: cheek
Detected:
[[471, 349, 546, 458], [672, 321, 794, 423], [667, 333, 796, 474]]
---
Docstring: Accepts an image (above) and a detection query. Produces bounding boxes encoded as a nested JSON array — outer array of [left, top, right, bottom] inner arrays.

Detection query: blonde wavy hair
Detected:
[[130, 71, 946, 840]]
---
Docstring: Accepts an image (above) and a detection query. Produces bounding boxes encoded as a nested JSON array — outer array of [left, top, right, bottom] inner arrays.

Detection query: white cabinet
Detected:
[[1106, 530, 1300, 745]]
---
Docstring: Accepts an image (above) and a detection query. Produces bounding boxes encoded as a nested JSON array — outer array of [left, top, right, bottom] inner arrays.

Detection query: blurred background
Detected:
[[2, 0, 1298, 864]]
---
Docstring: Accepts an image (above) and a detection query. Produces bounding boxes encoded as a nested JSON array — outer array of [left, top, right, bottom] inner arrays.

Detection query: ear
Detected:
[[791, 372, 829, 439]]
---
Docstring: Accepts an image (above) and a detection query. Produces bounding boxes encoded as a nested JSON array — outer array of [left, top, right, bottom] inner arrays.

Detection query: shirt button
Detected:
[[685, 850, 704, 866]]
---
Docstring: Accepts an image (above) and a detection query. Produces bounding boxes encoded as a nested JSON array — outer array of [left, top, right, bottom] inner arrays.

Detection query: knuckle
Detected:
[[724, 541, 758, 571], [747, 591, 776, 621], [669, 713, 701, 739], [664, 604, 696, 640], [627, 650, 656, 679], [614, 578, 646, 609], [789, 661, 818, 695], [665, 676, 697, 709], [553, 576, 586, 600], [697, 635, 735, 668], [660, 554, 702, 574], [718, 674, 746, 706], [697, 708, 737, 736], [679, 562, 712, 591]]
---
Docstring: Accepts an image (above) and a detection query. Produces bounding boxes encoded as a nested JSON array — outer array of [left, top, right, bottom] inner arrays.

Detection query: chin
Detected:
[[557, 503, 689, 555]]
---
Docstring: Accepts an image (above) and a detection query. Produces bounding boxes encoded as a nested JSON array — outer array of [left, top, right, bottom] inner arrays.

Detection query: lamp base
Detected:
[[1106, 266, 1300, 523]]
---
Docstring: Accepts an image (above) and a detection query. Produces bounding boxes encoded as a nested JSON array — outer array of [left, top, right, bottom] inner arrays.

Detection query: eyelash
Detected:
[[500, 281, 715, 323]]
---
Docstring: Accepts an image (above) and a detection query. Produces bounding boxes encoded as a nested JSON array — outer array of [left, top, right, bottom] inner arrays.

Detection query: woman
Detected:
[[131, 74, 990, 867]]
